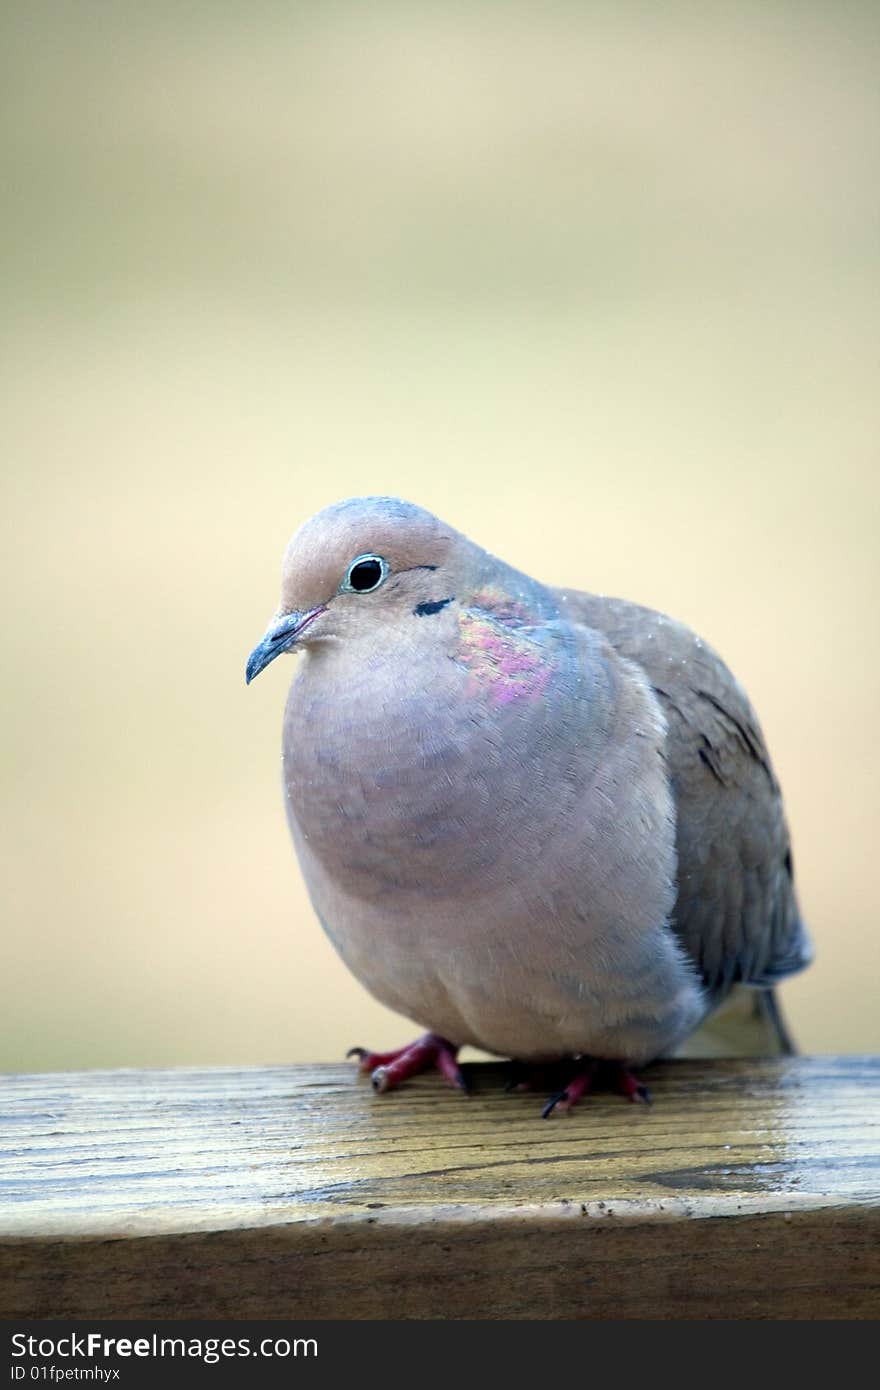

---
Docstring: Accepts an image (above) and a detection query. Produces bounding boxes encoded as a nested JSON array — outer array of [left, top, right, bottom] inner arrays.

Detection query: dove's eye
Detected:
[[341, 554, 389, 594]]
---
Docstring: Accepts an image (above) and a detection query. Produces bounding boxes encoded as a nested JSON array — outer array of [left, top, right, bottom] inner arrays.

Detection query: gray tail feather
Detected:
[[672, 985, 797, 1059]]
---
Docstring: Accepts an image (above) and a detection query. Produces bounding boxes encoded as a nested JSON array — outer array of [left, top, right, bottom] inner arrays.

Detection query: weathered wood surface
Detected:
[[1, 1057, 878, 1319]]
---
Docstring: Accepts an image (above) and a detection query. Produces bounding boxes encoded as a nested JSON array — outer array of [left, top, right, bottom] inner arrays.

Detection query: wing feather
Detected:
[[556, 589, 812, 998]]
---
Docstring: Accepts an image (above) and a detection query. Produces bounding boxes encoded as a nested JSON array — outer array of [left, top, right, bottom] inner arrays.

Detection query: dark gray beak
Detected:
[[245, 606, 326, 684]]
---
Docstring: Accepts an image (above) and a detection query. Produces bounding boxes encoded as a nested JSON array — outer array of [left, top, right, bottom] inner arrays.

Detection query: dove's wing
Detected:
[[557, 589, 812, 1001]]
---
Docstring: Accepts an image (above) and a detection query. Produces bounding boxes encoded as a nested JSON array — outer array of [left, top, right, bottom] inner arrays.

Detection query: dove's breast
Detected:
[[281, 617, 707, 1062], [282, 614, 574, 896]]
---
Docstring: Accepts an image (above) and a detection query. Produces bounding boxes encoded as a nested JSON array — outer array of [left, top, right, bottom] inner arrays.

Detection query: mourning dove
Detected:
[[246, 497, 811, 1113]]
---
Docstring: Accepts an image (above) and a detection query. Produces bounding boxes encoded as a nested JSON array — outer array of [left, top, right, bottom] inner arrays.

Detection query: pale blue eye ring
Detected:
[[340, 554, 389, 594]]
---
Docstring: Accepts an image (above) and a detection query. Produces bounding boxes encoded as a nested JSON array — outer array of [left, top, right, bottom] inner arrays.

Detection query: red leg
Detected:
[[542, 1059, 651, 1117], [346, 1033, 468, 1094], [542, 1060, 598, 1117], [611, 1063, 652, 1104]]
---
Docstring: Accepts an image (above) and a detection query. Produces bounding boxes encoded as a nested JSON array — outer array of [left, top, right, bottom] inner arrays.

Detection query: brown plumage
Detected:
[[563, 592, 806, 1003]]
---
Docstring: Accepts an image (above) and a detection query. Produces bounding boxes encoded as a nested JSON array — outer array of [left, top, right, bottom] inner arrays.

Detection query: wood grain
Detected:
[[1, 1058, 878, 1319]]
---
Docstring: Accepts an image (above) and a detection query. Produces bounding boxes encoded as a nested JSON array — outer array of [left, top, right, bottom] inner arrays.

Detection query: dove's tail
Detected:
[[672, 984, 796, 1059]]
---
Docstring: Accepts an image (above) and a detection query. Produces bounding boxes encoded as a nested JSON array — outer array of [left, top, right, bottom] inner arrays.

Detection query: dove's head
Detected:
[[245, 497, 466, 683]]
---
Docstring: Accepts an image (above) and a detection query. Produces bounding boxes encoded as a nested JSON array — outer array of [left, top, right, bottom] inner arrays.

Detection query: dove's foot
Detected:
[[346, 1033, 468, 1094], [542, 1060, 651, 1117]]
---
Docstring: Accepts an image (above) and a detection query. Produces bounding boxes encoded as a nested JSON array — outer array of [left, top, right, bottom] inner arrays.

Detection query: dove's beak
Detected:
[[245, 606, 327, 684]]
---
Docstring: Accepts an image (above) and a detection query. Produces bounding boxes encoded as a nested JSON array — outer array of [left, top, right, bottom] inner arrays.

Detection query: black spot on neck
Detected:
[[414, 597, 454, 617]]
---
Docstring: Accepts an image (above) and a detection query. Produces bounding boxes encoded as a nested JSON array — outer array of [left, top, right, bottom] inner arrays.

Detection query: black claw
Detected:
[[453, 1067, 472, 1095], [636, 1084, 652, 1105], [542, 1088, 569, 1119], [346, 1046, 367, 1060]]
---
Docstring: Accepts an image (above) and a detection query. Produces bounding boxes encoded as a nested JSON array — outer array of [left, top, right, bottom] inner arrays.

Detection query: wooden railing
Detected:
[[2, 1057, 878, 1319]]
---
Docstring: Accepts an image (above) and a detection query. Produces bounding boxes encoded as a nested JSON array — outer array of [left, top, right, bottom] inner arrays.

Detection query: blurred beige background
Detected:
[[2, 2, 878, 1071]]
